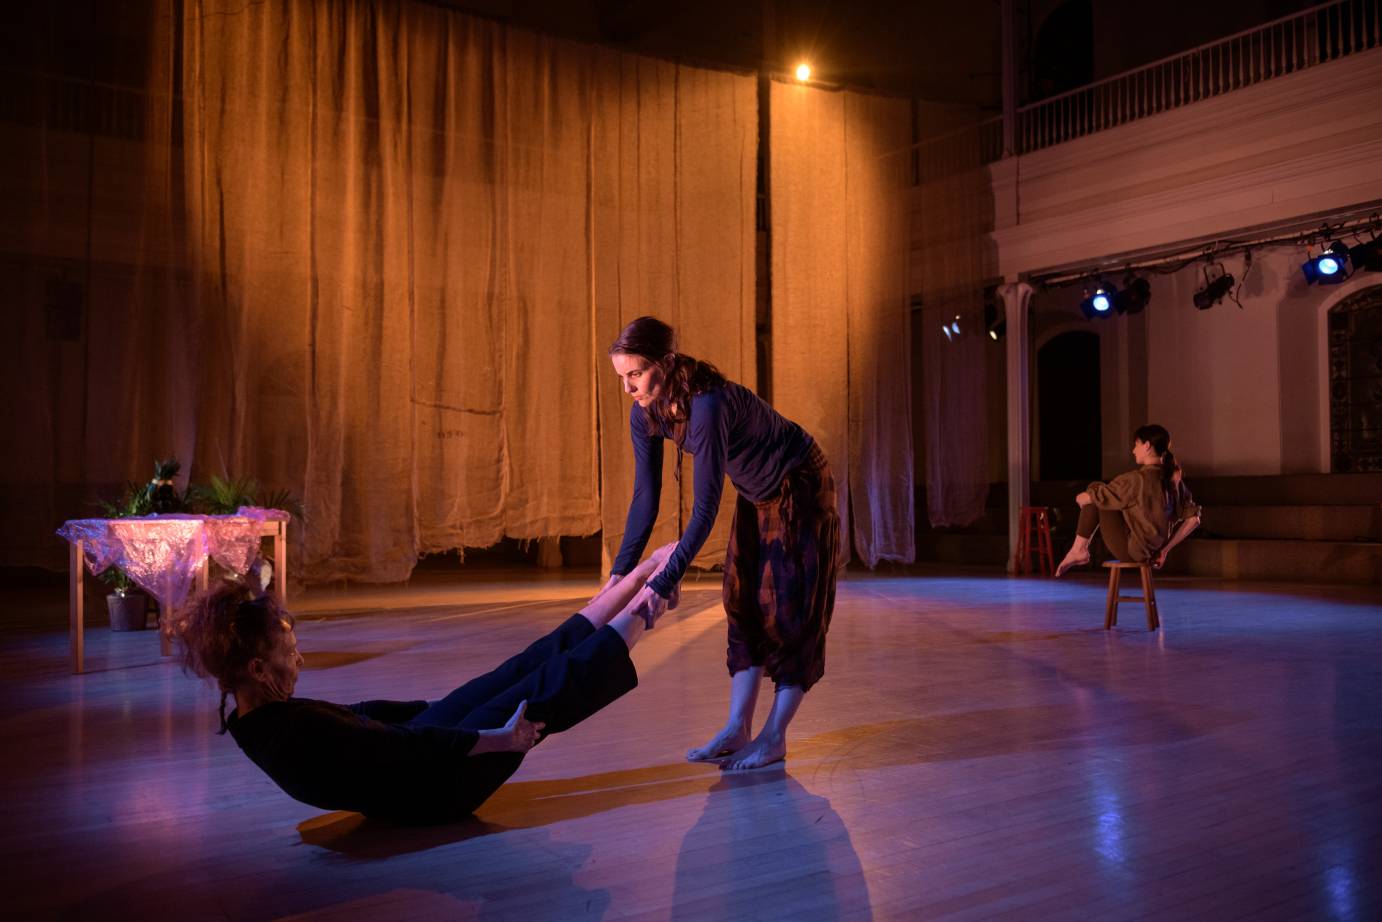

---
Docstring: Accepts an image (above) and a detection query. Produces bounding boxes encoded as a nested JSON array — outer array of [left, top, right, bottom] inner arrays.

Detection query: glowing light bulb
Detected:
[[795, 63, 812, 82]]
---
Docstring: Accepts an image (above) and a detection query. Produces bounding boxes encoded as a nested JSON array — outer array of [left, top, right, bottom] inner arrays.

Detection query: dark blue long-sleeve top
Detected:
[[611, 380, 815, 597]]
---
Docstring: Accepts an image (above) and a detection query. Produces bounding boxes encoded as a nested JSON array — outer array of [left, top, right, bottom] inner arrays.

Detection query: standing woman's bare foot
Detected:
[[686, 725, 751, 762], [720, 732, 786, 771]]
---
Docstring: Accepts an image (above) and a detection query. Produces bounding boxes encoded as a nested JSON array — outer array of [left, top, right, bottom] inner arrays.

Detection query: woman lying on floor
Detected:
[[178, 544, 679, 825]]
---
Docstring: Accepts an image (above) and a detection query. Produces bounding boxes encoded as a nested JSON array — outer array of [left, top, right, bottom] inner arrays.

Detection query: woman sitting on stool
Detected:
[[178, 544, 679, 825], [1055, 424, 1203, 577]]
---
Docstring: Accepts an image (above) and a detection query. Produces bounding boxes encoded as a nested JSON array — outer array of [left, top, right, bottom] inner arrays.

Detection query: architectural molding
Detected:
[[991, 47, 1382, 278]]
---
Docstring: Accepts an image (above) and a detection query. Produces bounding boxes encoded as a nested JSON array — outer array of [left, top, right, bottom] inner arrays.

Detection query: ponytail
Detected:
[[1133, 423, 1179, 493]]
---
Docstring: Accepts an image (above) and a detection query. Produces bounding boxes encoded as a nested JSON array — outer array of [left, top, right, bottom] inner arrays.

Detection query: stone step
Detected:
[[1190, 472, 1382, 506], [1033, 472, 1382, 511], [1202, 505, 1382, 542], [1163, 537, 1382, 585]]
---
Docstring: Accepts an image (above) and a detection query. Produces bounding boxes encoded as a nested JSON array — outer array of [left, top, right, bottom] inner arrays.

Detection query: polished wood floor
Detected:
[[3, 568, 1380, 920]]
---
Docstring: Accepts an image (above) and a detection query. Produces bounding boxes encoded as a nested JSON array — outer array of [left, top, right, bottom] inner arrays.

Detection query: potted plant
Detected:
[[96, 474, 156, 632], [99, 564, 149, 631]]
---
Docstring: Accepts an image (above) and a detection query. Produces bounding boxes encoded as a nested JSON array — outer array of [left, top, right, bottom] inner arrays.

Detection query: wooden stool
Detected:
[[1016, 506, 1055, 576], [1103, 561, 1160, 630]]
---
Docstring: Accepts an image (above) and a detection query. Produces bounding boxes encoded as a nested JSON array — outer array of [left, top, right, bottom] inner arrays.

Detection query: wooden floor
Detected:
[[3, 568, 1381, 920]]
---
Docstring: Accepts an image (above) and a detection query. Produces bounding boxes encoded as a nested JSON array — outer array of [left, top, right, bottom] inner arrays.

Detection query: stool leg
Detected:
[[1039, 513, 1054, 577], [1104, 568, 1121, 629], [1141, 566, 1159, 630]]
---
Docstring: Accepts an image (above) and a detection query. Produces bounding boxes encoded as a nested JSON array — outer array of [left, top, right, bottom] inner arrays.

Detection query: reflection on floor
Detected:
[[3, 569, 1380, 920]]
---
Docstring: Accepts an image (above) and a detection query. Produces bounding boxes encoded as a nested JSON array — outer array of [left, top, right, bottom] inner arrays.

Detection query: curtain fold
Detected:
[[914, 123, 991, 527], [592, 56, 757, 575], [770, 82, 915, 567], [177, 0, 756, 582]]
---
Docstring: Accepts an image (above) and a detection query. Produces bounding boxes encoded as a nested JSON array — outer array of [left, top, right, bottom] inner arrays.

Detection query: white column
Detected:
[[999, 281, 1035, 572]]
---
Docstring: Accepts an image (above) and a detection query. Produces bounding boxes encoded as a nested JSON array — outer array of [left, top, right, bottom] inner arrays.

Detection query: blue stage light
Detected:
[[1080, 282, 1117, 319], [1302, 242, 1350, 285]]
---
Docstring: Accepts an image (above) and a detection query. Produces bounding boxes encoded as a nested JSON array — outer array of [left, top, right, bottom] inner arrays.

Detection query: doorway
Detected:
[[1038, 331, 1101, 481]]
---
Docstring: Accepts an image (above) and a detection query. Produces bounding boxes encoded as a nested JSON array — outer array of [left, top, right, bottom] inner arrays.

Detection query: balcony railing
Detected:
[[913, 0, 1381, 179]]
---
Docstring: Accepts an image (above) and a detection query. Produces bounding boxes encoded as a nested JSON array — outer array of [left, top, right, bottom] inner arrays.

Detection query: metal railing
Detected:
[[911, 0, 1380, 178], [1016, 0, 1379, 156]]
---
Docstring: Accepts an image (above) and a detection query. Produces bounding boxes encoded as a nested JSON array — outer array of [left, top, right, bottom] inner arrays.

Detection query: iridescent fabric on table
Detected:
[[56, 509, 286, 616]]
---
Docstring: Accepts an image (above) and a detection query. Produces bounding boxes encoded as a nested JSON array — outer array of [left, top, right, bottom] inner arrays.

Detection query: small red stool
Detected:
[[1016, 506, 1055, 576]]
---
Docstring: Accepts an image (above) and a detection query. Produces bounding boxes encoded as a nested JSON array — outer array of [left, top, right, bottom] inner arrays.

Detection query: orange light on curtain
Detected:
[[794, 63, 811, 81]]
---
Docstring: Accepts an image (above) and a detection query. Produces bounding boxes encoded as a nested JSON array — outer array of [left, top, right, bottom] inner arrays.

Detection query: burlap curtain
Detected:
[[2, 0, 757, 579], [178, 0, 758, 582], [591, 58, 758, 575], [770, 83, 915, 567]]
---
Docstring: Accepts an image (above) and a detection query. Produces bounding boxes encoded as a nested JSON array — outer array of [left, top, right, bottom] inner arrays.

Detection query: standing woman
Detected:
[[1055, 424, 1203, 576], [607, 316, 841, 771]]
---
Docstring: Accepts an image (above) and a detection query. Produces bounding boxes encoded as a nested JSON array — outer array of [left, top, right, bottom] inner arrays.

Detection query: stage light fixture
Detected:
[[984, 293, 1005, 341], [795, 62, 812, 81], [1193, 268, 1235, 310], [1348, 235, 1382, 273], [1079, 282, 1116, 320], [1113, 275, 1151, 315], [1302, 241, 1351, 284]]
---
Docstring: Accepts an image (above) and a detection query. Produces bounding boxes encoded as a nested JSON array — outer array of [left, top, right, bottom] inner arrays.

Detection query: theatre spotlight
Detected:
[[1079, 282, 1116, 320], [1193, 265, 1235, 310], [1113, 275, 1151, 315], [1302, 241, 1351, 284], [940, 315, 961, 341], [1348, 235, 1382, 273], [984, 292, 1005, 341], [795, 62, 812, 82]]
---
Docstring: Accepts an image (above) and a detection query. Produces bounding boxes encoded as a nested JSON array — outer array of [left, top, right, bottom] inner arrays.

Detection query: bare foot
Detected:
[[720, 732, 786, 771], [1054, 552, 1090, 578], [686, 725, 750, 763]]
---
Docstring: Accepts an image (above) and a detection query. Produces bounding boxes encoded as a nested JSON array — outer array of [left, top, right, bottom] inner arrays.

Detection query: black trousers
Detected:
[[405, 614, 638, 816], [1076, 503, 1132, 561]]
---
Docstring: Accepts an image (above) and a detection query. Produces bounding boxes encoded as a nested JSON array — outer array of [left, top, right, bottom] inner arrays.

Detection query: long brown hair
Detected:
[[609, 316, 726, 440], [178, 582, 294, 734], [1134, 423, 1181, 493]]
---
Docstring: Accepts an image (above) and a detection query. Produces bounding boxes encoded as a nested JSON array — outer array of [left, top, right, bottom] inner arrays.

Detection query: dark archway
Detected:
[[1038, 330, 1101, 481], [1328, 285, 1382, 472]]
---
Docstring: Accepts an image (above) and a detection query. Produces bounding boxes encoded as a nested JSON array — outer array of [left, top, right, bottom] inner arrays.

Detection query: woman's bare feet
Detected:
[[1054, 551, 1090, 577], [686, 725, 750, 762], [720, 732, 786, 771]]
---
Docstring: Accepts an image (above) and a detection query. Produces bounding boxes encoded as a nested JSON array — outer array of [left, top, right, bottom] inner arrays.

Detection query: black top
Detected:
[[227, 697, 486, 822], [612, 380, 814, 596]]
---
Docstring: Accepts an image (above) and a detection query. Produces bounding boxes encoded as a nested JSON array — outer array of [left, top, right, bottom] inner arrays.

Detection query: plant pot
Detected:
[[107, 592, 150, 631]]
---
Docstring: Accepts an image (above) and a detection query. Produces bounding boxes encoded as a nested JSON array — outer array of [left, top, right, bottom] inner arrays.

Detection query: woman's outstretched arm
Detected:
[[1155, 516, 1201, 568]]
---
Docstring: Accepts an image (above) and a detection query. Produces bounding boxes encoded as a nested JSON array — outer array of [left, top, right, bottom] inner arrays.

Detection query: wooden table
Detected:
[[65, 516, 288, 674]]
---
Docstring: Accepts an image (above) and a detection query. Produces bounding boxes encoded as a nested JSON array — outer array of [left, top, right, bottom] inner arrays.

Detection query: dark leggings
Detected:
[[406, 614, 635, 736], [1076, 503, 1132, 561], [403, 614, 638, 814]]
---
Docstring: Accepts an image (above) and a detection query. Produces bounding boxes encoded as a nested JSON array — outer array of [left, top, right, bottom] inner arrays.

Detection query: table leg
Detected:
[[69, 539, 85, 674], [159, 601, 172, 657], [275, 521, 288, 606]]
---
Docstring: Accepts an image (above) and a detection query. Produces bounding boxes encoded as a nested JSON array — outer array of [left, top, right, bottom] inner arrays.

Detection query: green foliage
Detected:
[[98, 482, 153, 519], [190, 474, 260, 515], [258, 487, 307, 523], [98, 564, 135, 594], [189, 473, 305, 522]]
